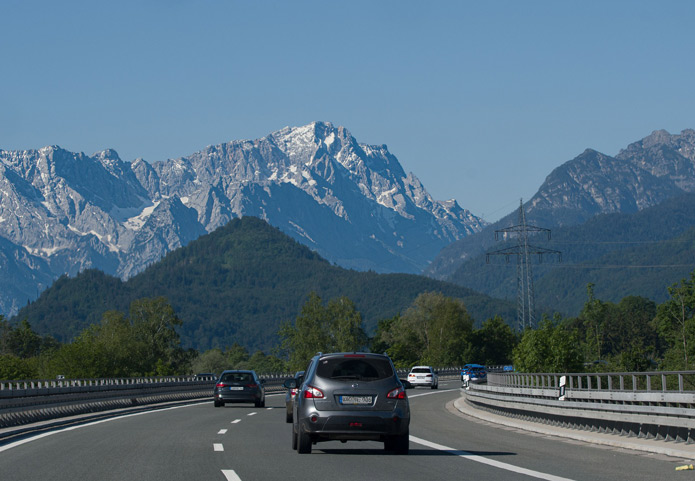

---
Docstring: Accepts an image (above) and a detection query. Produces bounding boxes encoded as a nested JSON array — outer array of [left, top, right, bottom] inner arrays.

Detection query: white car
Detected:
[[407, 366, 438, 389]]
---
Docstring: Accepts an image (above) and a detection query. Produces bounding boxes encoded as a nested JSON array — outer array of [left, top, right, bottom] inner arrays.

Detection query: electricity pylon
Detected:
[[486, 199, 561, 331]]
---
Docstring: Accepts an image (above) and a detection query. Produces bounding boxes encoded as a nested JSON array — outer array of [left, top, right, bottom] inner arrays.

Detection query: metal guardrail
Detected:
[[0, 373, 290, 430], [465, 370, 695, 445]]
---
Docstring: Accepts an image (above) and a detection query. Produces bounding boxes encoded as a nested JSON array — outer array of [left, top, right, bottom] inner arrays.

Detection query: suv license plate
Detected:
[[230, 387, 243, 391], [340, 395, 372, 405]]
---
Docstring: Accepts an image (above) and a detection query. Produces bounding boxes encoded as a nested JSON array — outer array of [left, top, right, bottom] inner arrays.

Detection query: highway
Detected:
[[0, 380, 687, 480]]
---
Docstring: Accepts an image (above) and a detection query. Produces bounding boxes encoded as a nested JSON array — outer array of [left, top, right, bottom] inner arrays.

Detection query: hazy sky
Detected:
[[2, 1, 694, 222]]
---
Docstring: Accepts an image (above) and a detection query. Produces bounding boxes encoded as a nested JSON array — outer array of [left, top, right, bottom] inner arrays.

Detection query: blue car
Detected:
[[461, 364, 487, 387]]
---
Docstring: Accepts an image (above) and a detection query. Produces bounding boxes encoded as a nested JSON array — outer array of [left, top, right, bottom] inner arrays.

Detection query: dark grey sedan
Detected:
[[214, 370, 265, 407], [288, 352, 410, 454]]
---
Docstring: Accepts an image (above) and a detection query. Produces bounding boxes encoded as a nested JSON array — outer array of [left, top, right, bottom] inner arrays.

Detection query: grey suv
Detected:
[[285, 352, 410, 454]]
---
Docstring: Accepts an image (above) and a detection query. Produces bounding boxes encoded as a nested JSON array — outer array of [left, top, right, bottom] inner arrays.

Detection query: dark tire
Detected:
[[431, 383, 437, 389], [286, 410, 293, 423], [297, 430, 312, 454], [259, 398, 266, 408], [214, 400, 222, 407], [393, 431, 409, 455], [292, 425, 298, 450]]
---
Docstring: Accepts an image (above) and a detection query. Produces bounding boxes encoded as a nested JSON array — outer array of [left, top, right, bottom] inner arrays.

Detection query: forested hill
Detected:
[[448, 192, 695, 316], [13, 217, 514, 352]]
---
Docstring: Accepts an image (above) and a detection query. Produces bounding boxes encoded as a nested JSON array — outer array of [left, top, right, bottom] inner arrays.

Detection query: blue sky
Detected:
[[1, 0, 694, 222]]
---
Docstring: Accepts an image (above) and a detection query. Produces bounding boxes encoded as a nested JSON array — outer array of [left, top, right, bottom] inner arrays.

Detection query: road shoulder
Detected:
[[449, 391, 695, 462]]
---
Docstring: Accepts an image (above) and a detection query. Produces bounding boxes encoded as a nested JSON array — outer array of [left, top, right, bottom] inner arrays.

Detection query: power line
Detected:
[[486, 199, 561, 331]]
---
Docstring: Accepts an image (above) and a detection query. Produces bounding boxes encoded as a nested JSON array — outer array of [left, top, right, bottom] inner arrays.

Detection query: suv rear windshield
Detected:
[[411, 367, 431, 374], [316, 356, 394, 381]]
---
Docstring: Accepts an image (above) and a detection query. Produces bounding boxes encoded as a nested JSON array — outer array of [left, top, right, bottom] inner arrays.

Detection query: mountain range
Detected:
[[0, 122, 484, 316], [426, 129, 695, 317], [3, 124, 695, 324], [427, 129, 695, 280]]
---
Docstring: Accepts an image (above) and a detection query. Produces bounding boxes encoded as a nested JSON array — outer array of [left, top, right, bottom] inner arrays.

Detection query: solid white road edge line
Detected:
[[409, 436, 576, 481], [408, 388, 457, 398], [221, 469, 242, 481], [0, 401, 209, 453]]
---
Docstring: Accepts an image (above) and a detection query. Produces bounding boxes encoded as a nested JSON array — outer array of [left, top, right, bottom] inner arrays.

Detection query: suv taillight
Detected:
[[304, 386, 324, 399], [387, 386, 406, 399], [216, 383, 225, 388]]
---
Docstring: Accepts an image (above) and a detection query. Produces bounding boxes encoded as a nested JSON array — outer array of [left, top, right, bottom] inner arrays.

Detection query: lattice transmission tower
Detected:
[[486, 199, 561, 331]]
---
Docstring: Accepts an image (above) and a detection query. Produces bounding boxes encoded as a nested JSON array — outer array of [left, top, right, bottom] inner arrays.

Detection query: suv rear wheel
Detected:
[[384, 430, 409, 454], [297, 430, 312, 454]]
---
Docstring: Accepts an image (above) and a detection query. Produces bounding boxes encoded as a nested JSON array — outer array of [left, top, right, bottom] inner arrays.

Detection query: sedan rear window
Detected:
[[316, 357, 394, 381], [221, 372, 252, 383], [411, 368, 431, 374]]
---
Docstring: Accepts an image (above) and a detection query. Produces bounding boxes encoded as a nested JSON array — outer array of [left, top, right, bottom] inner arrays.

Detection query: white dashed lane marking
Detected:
[[213, 443, 224, 452], [222, 470, 242, 481], [231, 419, 241, 424], [218, 429, 228, 434], [247, 412, 257, 416]]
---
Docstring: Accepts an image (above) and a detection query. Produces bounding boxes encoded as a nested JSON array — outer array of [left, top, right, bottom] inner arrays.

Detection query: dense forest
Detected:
[[11, 217, 515, 352]]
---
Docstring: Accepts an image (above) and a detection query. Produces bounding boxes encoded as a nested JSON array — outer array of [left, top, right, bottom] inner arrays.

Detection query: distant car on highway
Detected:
[[407, 366, 439, 389], [462, 364, 487, 387], [461, 364, 475, 381], [214, 370, 266, 407], [284, 370, 305, 423], [289, 352, 410, 454]]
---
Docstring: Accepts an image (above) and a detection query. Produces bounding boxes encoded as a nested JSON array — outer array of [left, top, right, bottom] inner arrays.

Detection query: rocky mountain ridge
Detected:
[[0, 122, 484, 315], [427, 128, 695, 280]]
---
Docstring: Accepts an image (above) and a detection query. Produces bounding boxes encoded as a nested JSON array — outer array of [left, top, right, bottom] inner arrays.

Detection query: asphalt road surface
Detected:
[[0, 380, 688, 480]]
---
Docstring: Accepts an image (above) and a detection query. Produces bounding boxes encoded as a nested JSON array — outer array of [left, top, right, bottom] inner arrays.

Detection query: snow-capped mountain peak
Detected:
[[0, 122, 485, 315]]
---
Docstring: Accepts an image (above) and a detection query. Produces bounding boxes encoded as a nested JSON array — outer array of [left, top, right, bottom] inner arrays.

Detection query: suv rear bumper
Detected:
[[215, 391, 263, 403], [408, 379, 434, 387], [297, 409, 409, 440]]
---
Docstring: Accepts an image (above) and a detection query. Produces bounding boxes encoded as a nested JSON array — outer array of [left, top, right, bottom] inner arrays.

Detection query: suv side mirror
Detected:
[[283, 379, 298, 389]]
